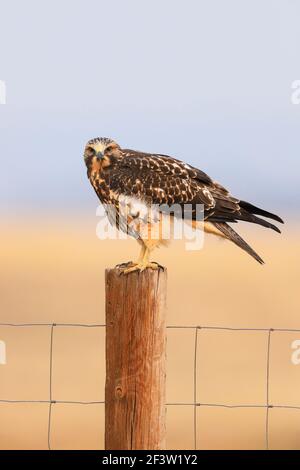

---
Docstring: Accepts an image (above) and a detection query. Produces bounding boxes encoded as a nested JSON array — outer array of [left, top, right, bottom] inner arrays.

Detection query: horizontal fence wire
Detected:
[[1, 323, 300, 450]]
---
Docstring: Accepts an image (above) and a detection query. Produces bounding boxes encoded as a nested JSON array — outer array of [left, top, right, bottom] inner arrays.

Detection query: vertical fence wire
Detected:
[[48, 323, 55, 450], [265, 328, 273, 450], [193, 327, 199, 450]]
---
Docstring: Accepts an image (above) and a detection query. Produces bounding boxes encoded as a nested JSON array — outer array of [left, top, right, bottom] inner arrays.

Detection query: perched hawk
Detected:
[[84, 137, 283, 273]]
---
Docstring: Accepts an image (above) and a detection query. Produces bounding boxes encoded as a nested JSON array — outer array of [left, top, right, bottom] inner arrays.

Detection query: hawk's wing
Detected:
[[109, 150, 225, 216], [107, 150, 282, 231]]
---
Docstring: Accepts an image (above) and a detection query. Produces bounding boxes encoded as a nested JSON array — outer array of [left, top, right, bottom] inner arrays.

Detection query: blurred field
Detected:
[[0, 213, 299, 449]]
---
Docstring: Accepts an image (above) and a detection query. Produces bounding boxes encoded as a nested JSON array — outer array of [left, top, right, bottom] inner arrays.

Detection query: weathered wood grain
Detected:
[[105, 268, 167, 450]]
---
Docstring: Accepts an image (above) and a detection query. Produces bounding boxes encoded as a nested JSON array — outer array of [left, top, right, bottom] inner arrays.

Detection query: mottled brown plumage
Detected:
[[84, 137, 283, 271]]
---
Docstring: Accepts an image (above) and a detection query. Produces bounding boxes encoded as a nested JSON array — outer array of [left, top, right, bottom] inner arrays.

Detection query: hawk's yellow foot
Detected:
[[120, 261, 162, 275], [117, 245, 164, 274]]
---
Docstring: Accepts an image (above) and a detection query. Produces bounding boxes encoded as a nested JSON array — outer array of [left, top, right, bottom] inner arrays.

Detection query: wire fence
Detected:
[[1, 322, 300, 450]]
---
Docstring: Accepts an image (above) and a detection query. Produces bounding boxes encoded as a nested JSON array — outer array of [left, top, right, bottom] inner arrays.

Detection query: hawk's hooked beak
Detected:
[[96, 151, 104, 160]]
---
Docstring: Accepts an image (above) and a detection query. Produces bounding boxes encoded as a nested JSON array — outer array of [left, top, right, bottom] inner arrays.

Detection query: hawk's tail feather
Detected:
[[239, 211, 281, 234], [214, 222, 265, 265], [208, 202, 283, 233], [239, 201, 284, 224], [208, 212, 281, 233]]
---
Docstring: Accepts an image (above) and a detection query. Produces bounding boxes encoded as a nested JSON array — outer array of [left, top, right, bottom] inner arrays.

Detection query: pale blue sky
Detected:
[[0, 0, 299, 215]]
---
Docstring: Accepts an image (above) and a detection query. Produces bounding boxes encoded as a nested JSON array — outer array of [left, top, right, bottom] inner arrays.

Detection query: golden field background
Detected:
[[0, 213, 299, 450]]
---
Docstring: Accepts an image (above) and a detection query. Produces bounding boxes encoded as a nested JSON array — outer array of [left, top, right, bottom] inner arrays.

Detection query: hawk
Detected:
[[84, 137, 283, 273]]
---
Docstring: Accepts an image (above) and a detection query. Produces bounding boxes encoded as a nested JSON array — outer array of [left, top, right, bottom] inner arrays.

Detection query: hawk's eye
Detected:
[[106, 146, 113, 153], [86, 146, 95, 156]]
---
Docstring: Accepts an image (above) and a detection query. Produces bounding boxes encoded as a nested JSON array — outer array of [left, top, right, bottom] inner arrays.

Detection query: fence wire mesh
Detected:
[[1, 322, 300, 450]]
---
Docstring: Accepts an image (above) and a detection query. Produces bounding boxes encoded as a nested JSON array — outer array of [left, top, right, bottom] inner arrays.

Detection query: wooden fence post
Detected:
[[105, 267, 167, 450]]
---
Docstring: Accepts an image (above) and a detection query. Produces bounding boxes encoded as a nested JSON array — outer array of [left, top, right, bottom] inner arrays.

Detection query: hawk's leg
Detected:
[[115, 243, 146, 271]]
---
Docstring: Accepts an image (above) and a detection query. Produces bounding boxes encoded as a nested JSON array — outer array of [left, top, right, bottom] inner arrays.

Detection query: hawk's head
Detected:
[[84, 137, 121, 170]]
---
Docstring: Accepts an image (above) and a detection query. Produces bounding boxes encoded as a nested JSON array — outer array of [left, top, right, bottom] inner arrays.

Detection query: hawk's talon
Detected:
[[118, 261, 163, 275], [115, 261, 134, 269], [152, 262, 165, 271]]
